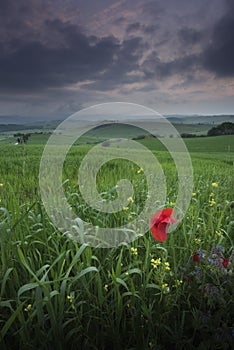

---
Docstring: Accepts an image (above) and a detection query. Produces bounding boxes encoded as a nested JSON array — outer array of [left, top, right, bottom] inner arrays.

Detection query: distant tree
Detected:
[[101, 141, 110, 147], [181, 133, 197, 138], [132, 135, 146, 140], [15, 133, 31, 144], [207, 122, 234, 136]]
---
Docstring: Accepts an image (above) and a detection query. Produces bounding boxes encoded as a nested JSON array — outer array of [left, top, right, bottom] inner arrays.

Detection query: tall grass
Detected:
[[0, 142, 234, 349]]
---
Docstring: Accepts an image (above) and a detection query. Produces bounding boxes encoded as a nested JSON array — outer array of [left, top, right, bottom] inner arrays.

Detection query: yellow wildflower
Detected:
[[67, 294, 75, 309], [216, 230, 223, 237], [175, 279, 183, 287], [127, 196, 134, 203], [104, 284, 109, 292], [194, 238, 201, 244], [123, 206, 129, 211], [211, 182, 218, 188], [131, 247, 138, 256], [209, 198, 216, 207], [67, 295, 73, 302], [164, 262, 171, 271], [0, 183, 3, 187], [192, 192, 196, 197], [137, 167, 143, 174], [24, 304, 32, 312], [161, 283, 170, 293], [151, 258, 161, 269]]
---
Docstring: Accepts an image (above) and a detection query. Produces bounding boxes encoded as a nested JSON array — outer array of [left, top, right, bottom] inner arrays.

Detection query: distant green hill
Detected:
[[167, 114, 234, 124], [207, 122, 234, 136], [1, 118, 234, 146]]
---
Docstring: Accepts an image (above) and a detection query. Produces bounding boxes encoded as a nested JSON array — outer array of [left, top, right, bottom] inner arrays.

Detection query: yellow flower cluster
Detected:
[[67, 295, 75, 309], [194, 238, 201, 244], [131, 247, 138, 256], [151, 258, 161, 269], [67, 295, 73, 302], [137, 167, 143, 174], [175, 279, 183, 287], [216, 230, 223, 237], [127, 196, 134, 203], [24, 304, 32, 312], [161, 283, 170, 293], [209, 198, 216, 206], [211, 182, 218, 188], [164, 262, 171, 271], [209, 192, 216, 206], [104, 284, 109, 292]]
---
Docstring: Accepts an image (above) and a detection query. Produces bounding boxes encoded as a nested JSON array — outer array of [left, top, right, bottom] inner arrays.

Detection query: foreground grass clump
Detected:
[[0, 141, 234, 349]]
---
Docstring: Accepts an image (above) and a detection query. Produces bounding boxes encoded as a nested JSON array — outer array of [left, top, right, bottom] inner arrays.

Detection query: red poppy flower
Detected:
[[221, 258, 229, 268], [150, 208, 178, 242], [192, 252, 200, 263]]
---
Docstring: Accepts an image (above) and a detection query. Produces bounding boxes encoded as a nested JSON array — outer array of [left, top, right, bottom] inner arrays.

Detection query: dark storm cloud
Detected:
[[178, 28, 202, 45], [0, 0, 11, 13], [0, 0, 233, 103], [126, 22, 141, 34], [142, 24, 159, 34], [140, 0, 234, 81], [113, 16, 126, 25], [142, 52, 198, 80], [126, 22, 159, 35], [202, 0, 234, 76], [141, 0, 165, 17], [0, 0, 41, 23], [0, 19, 143, 91], [82, 37, 145, 90]]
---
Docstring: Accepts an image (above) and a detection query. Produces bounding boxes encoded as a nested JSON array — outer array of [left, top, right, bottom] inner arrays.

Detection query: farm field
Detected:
[[0, 120, 229, 145], [0, 133, 234, 349]]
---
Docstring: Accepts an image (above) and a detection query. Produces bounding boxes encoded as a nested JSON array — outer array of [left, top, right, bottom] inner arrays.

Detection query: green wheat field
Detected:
[[0, 130, 234, 349]]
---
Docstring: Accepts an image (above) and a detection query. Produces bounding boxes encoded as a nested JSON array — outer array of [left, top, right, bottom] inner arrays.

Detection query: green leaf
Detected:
[[0, 300, 14, 311], [0, 303, 24, 340], [18, 282, 39, 298], [70, 267, 98, 284], [1, 268, 14, 297], [17, 246, 40, 282], [146, 283, 161, 291], [116, 277, 129, 291]]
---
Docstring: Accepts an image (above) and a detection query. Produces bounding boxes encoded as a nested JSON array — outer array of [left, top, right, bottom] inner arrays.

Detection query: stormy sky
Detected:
[[1, 0, 234, 119]]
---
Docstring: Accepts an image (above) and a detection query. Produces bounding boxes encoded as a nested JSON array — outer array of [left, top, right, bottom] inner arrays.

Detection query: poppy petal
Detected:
[[150, 210, 163, 226], [160, 216, 179, 224], [221, 258, 229, 268], [151, 222, 168, 242], [150, 208, 178, 242], [160, 208, 174, 217]]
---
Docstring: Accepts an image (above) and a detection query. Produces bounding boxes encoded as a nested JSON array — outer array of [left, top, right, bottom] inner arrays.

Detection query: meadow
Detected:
[[0, 132, 234, 349]]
